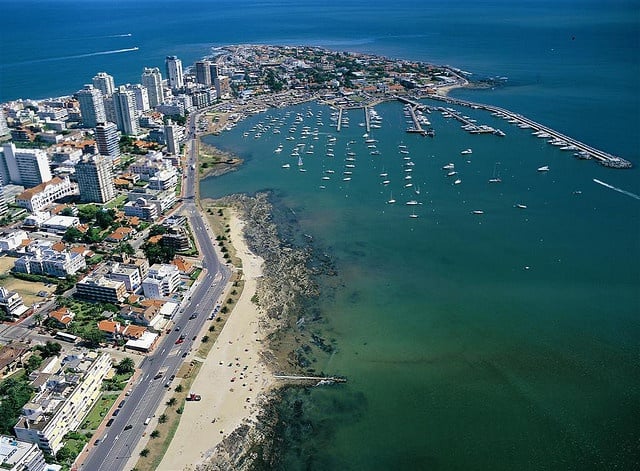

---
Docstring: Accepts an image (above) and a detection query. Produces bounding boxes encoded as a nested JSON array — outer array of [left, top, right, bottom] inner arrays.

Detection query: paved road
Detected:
[[81, 112, 231, 471]]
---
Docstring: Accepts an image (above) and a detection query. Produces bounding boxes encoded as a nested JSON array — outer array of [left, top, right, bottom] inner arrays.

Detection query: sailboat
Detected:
[[489, 162, 502, 183], [387, 192, 396, 204], [298, 155, 304, 166]]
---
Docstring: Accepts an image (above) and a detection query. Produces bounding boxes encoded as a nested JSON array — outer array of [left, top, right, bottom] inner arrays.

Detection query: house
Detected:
[[0, 342, 31, 377], [48, 307, 75, 329], [105, 226, 135, 243], [97, 320, 147, 341]]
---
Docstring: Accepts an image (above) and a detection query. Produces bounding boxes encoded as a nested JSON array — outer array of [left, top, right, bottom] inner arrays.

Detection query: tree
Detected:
[[149, 224, 167, 236], [115, 357, 135, 375], [174, 384, 183, 393], [167, 397, 177, 407], [78, 204, 99, 222], [35, 341, 62, 358], [118, 243, 135, 256], [150, 430, 160, 438], [81, 326, 104, 348], [32, 313, 43, 326], [84, 227, 103, 243], [25, 354, 43, 374], [95, 208, 116, 229], [60, 207, 75, 217], [158, 413, 168, 424], [63, 226, 84, 243], [140, 448, 150, 457]]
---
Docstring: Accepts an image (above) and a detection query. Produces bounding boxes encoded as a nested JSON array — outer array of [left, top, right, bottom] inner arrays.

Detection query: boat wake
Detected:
[[593, 179, 640, 200], [7, 47, 139, 66]]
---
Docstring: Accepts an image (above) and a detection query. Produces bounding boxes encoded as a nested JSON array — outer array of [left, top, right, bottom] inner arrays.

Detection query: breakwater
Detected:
[[422, 94, 632, 168]]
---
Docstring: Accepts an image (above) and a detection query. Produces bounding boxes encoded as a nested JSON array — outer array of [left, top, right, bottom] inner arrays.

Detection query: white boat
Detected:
[[443, 163, 455, 170], [379, 172, 388, 177], [346, 164, 355, 168], [282, 163, 291, 168], [343, 171, 353, 175], [454, 179, 462, 185], [404, 175, 412, 180], [298, 156, 304, 166], [404, 183, 413, 188], [461, 148, 473, 155], [447, 171, 457, 177], [489, 162, 502, 182], [387, 192, 396, 204], [343, 177, 352, 181], [299, 168, 307, 172], [382, 180, 390, 185], [515, 203, 527, 209], [472, 210, 484, 215], [537, 165, 550, 172], [406, 200, 419, 206], [414, 185, 420, 195], [325, 169, 335, 174], [409, 213, 419, 219], [322, 176, 330, 180]]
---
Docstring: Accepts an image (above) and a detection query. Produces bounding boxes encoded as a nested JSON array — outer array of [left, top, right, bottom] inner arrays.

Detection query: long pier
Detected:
[[364, 106, 371, 133], [336, 107, 343, 132], [423, 94, 632, 168], [274, 374, 347, 384]]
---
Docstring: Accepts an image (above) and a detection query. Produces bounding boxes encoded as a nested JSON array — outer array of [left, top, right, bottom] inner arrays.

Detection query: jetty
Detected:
[[274, 374, 347, 385], [364, 106, 371, 133], [424, 94, 632, 168], [396, 96, 434, 136], [336, 107, 343, 132]]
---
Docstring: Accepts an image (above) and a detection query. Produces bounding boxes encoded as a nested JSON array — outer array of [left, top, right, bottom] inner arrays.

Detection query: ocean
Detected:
[[2, 1, 639, 469]]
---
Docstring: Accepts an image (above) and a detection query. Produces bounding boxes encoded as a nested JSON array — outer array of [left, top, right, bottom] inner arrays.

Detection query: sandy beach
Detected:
[[157, 212, 276, 471]]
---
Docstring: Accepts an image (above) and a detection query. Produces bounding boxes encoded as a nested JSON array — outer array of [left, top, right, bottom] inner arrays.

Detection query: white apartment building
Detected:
[[15, 176, 76, 212], [0, 435, 47, 471], [123, 197, 159, 222], [142, 263, 180, 298], [148, 169, 178, 191], [107, 262, 142, 292], [165, 56, 184, 90], [1, 143, 52, 188], [141, 67, 164, 108], [14, 352, 111, 454], [76, 84, 107, 128], [129, 151, 172, 179], [13, 245, 86, 278], [0, 287, 29, 318], [0, 229, 29, 252], [92, 72, 115, 97]]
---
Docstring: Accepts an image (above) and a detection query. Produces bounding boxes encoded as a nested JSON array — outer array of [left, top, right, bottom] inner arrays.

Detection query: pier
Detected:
[[336, 107, 343, 132], [424, 94, 632, 168], [274, 374, 347, 384], [396, 96, 434, 136], [364, 106, 371, 133]]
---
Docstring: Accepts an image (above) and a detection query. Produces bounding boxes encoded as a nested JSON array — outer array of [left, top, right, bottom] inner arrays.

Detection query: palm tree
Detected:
[[167, 397, 177, 407], [115, 357, 135, 375]]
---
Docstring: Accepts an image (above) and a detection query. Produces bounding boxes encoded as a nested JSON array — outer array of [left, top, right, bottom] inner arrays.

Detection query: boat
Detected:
[[447, 171, 457, 177], [387, 192, 396, 204], [298, 156, 304, 166], [343, 171, 353, 175], [443, 163, 455, 170], [537, 165, 550, 172], [382, 180, 390, 185], [406, 200, 419, 206], [409, 213, 419, 219], [325, 169, 335, 174], [414, 185, 420, 195], [461, 148, 473, 155], [322, 176, 330, 180], [299, 168, 307, 172], [454, 179, 462, 185], [282, 163, 291, 168], [346, 164, 356, 168], [404, 183, 413, 188], [515, 203, 527, 209], [379, 171, 388, 177], [472, 210, 484, 215], [343, 177, 351, 181], [489, 162, 502, 183]]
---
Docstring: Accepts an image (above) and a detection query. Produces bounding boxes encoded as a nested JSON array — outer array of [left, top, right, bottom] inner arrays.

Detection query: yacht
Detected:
[[406, 200, 419, 206], [443, 163, 455, 170], [472, 210, 484, 215], [343, 177, 352, 181], [454, 179, 462, 185], [282, 163, 291, 168], [461, 148, 473, 155], [515, 203, 527, 209], [537, 165, 550, 172], [387, 192, 396, 204], [409, 213, 419, 219], [447, 171, 458, 177]]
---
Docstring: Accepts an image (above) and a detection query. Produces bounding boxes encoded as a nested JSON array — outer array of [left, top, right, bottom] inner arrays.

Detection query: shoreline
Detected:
[[157, 210, 277, 470]]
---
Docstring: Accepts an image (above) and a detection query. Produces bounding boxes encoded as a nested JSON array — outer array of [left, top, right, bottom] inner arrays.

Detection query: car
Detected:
[[175, 338, 184, 345], [181, 352, 188, 358], [169, 374, 175, 381], [153, 372, 163, 380], [189, 313, 198, 320], [124, 424, 133, 431], [112, 409, 120, 417], [164, 381, 172, 388], [106, 419, 114, 427], [125, 389, 132, 396], [175, 326, 180, 331], [118, 400, 125, 408]]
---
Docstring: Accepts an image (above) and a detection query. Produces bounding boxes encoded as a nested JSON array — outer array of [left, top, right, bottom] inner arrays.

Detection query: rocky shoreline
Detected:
[[196, 192, 339, 470]]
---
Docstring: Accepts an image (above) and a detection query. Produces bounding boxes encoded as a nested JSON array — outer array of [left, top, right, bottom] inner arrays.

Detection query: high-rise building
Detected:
[[0, 109, 9, 137], [1, 143, 52, 188], [0, 174, 7, 217], [164, 120, 180, 155], [77, 85, 107, 128], [165, 56, 184, 90], [214, 76, 231, 99], [95, 122, 121, 160], [209, 62, 219, 80], [112, 86, 140, 136], [126, 84, 150, 113], [141, 67, 164, 108], [75, 155, 115, 203], [195, 60, 212, 86], [92, 72, 115, 96]]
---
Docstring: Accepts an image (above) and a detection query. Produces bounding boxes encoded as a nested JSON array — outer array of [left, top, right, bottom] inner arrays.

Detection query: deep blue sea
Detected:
[[2, 1, 639, 470]]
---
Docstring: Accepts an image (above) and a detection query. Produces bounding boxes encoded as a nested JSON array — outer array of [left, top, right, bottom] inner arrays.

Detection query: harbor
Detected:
[[424, 94, 632, 168]]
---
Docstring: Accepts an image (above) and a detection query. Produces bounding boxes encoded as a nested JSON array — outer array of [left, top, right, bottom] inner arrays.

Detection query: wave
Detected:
[[5, 47, 139, 67], [593, 179, 640, 200], [106, 33, 133, 38]]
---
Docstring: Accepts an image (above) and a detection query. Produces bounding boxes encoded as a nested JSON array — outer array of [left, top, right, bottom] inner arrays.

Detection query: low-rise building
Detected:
[[141, 263, 181, 298], [40, 215, 80, 235], [0, 435, 47, 471], [0, 230, 29, 252], [14, 352, 111, 455], [13, 245, 86, 278], [75, 276, 126, 304], [0, 287, 29, 319], [47, 307, 75, 329], [123, 197, 159, 221], [15, 177, 76, 212], [148, 169, 178, 191], [107, 262, 142, 292], [0, 343, 31, 377]]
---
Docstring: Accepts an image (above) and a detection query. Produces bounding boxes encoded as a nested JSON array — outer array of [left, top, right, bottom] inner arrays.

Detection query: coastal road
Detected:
[[81, 115, 231, 471]]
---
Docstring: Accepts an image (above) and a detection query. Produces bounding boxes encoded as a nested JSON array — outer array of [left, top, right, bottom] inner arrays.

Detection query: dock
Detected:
[[424, 94, 632, 168], [396, 96, 434, 136], [336, 107, 343, 132], [364, 106, 371, 133], [274, 374, 347, 385]]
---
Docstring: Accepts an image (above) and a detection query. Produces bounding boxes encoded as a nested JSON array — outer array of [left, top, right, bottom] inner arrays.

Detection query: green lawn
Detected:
[[80, 393, 119, 430], [105, 194, 128, 209]]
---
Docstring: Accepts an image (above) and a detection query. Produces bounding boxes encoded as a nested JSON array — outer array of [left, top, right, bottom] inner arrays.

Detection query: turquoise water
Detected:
[[3, 0, 638, 468], [202, 100, 639, 469]]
